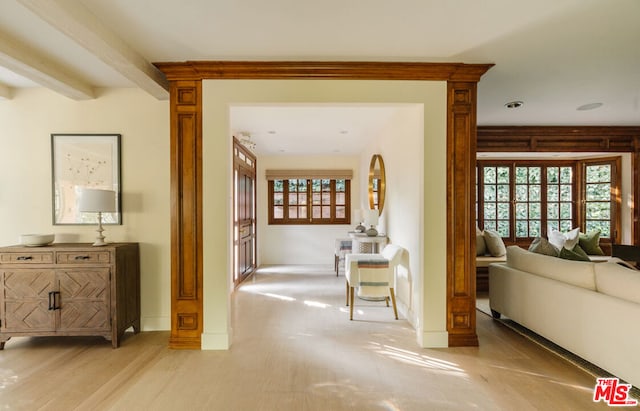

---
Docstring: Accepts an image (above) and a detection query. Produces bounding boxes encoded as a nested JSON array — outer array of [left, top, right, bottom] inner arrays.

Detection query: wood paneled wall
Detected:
[[156, 61, 493, 349]]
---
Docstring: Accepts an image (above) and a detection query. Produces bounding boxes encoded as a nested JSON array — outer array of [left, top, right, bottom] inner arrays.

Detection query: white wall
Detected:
[[202, 79, 448, 349], [0, 88, 171, 331], [257, 155, 360, 266]]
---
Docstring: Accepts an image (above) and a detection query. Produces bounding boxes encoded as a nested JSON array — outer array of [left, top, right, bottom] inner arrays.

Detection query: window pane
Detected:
[[515, 203, 527, 219], [274, 180, 284, 192], [484, 167, 496, 184], [322, 193, 330, 204], [484, 221, 496, 232], [516, 220, 527, 237], [560, 203, 572, 219], [529, 203, 541, 218], [298, 206, 307, 219], [336, 179, 346, 191], [547, 203, 559, 219], [515, 167, 528, 184], [586, 183, 610, 201], [547, 167, 559, 184], [587, 221, 610, 237], [529, 220, 541, 237], [312, 206, 321, 218], [547, 185, 559, 201], [274, 206, 283, 219], [497, 203, 510, 219], [586, 165, 611, 183], [289, 193, 298, 205], [515, 185, 527, 201], [548, 220, 559, 232], [288, 207, 298, 218], [274, 193, 284, 205], [560, 185, 572, 201], [336, 192, 345, 205], [529, 185, 541, 201], [336, 206, 345, 218], [322, 179, 330, 191], [312, 193, 321, 205], [484, 185, 496, 201], [497, 220, 510, 237], [322, 206, 330, 218], [484, 203, 496, 219], [560, 167, 572, 183], [529, 167, 541, 184], [560, 220, 572, 231], [586, 202, 610, 219], [497, 184, 510, 201], [497, 167, 510, 184]]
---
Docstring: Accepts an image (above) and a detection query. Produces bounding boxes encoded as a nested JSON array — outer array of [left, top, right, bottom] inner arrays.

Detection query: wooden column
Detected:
[[447, 81, 478, 346], [635, 145, 640, 246], [169, 80, 203, 349]]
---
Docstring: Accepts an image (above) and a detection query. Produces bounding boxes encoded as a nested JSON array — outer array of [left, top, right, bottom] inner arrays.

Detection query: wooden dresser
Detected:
[[0, 243, 140, 349]]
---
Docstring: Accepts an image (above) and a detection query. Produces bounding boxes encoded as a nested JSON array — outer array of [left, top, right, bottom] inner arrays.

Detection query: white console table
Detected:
[[348, 232, 388, 253]]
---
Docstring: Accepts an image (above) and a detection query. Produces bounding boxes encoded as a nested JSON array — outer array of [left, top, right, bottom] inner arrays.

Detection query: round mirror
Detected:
[[368, 154, 386, 214]]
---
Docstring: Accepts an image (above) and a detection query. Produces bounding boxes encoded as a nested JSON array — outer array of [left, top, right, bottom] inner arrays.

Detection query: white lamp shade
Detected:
[[363, 209, 379, 226], [78, 189, 116, 213]]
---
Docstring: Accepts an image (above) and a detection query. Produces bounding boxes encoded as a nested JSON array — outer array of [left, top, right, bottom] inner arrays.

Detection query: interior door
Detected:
[[233, 138, 257, 287]]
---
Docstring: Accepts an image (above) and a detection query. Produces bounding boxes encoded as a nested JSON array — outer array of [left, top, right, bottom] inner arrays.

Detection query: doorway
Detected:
[[233, 137, 257, 287]]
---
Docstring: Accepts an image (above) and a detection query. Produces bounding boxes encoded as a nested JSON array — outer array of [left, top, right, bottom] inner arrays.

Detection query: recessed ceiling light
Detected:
[[339, 130, 348, 134], [268, 130, 277, 134], [577, 102, 603, 111], [504, 101, 524, 109]]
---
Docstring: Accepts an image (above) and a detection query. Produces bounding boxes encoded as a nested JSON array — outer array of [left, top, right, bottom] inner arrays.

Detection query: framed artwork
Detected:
[[51, 134, 122, 225]]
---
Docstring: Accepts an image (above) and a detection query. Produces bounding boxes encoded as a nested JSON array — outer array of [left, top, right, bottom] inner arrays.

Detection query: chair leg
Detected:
[[389, 287, 398, 320], [349, 286, 355, 320], [385, 296, 389, 307], [335, 255, 339, 275], [345, 280, 349, 306]]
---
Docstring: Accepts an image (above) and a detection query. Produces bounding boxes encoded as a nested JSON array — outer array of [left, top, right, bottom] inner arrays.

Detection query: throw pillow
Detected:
[[476, 226, 487, 256], [548, 227, 580, 250], [483, 229, 506, 257], [528, 237, 559, 257], [579, 229, 604, 255], [558, 244, 590, 261]]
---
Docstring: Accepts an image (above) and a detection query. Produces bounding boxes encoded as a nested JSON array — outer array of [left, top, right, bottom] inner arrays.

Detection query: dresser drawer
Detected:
[[0, 252, 54, 264], [56, 251, 111, 264]]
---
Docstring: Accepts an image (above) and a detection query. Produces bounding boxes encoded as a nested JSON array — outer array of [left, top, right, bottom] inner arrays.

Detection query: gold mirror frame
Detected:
[[368, 154, 386, 214]]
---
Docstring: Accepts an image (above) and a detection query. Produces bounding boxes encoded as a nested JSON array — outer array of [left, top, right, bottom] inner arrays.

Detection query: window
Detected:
[[268, 178, 350, 225], [476, 158, 620, 243]]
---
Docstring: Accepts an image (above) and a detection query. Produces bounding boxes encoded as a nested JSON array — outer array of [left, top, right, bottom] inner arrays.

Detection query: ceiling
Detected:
[[1, 0, 639, 155]]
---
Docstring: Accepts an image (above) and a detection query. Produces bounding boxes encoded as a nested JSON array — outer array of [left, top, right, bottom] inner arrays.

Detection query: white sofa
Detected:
[[489, 246, 640, 388]]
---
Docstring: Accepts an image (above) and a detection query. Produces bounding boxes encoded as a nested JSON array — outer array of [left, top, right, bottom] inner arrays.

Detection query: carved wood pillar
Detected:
[[446, 81, 478, 347], [169, 80, 203, 349], [635, 143, 640, 246]]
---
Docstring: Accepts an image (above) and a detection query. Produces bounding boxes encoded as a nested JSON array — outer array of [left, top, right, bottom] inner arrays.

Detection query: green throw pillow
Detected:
[[558, 244, 591, 261], [528, 237, 559, 257], [579, 229, 604, 255]]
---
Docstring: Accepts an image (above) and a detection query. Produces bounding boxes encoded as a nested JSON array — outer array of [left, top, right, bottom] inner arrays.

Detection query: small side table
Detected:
[[348, 232, 388, 253]]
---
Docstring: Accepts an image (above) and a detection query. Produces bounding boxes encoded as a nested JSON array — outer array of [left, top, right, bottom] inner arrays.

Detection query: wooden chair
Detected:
[[334, 238, 352, 276], [345, 244, 404, 320]]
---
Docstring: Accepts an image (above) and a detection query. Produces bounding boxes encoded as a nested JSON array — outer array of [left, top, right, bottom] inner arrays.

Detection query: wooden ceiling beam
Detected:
[[18, 0, 169, 100], [0, 31, 94, 100]]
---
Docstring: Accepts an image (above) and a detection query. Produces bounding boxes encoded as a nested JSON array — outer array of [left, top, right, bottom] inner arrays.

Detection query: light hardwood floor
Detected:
[[0, 266, 613, 410]]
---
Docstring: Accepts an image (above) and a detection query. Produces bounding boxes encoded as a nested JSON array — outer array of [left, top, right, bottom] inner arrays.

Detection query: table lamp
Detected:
[[78, 188, 116, 246]]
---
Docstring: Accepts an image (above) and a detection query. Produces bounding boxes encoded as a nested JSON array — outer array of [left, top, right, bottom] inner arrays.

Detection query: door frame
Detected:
[[156, 61, 493, 349]]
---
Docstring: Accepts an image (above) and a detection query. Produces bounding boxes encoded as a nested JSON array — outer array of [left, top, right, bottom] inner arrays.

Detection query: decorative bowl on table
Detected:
[[19, 234, 55, 247]]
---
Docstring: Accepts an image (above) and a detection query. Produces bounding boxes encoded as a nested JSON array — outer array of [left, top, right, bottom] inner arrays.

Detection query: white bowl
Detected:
[[19, 234, 55, 247]]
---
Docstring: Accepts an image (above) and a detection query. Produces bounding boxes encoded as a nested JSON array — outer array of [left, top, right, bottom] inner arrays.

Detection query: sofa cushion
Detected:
[[506, 245, 596, 290], [484, 229, 506, 257], [579, 229, 604, 256], [594, 258, 640, 305], [528, 237, 559, 257]]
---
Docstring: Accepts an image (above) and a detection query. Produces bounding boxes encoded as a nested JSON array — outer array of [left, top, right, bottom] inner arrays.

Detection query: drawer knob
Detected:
[[17, 256, 33, 261], [74, 255, 91, 260]]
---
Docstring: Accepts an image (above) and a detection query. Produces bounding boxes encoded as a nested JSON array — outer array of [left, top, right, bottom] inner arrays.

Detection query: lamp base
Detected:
[[366, 226, 378, 237], [92, 214, 109, 246]]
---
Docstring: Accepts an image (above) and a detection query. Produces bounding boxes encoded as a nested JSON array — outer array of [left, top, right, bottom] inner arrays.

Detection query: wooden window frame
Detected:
[[477, 157, 621, 246], [268, 178, 351, 225]]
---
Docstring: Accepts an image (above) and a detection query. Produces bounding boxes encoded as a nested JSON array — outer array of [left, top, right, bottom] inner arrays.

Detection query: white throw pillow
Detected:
[[548, 227, 580, 250]]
